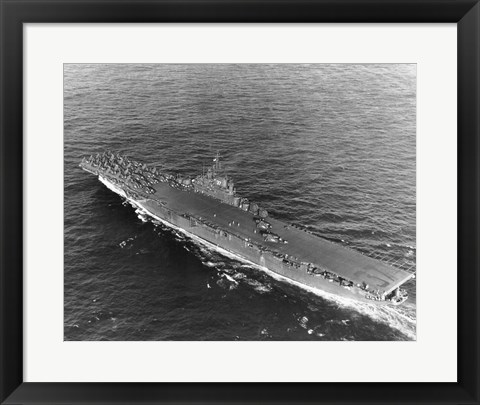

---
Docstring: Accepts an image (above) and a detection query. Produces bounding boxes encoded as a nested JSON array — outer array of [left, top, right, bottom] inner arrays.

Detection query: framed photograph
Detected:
[[1, 0, 478, 404]]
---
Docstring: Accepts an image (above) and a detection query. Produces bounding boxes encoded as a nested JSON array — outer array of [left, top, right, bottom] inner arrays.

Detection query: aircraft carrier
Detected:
[[80, 151, 415, 306]]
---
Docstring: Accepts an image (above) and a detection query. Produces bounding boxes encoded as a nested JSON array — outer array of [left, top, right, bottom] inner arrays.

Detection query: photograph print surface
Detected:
[[64, 64, 416, 341]]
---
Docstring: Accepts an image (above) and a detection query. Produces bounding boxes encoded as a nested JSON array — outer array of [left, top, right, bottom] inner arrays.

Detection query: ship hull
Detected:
[[97, 175, 396, 306]]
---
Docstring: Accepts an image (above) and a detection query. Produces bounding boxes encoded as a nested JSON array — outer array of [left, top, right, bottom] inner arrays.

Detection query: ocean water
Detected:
[[64, 64, 416, 341]]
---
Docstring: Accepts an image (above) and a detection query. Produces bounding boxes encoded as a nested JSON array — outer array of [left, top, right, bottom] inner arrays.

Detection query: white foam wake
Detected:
[[98, 176, 416, 339]]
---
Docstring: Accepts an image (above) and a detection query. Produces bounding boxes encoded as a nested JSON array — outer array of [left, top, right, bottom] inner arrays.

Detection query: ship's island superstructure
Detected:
[[80, 151, 415, 305]]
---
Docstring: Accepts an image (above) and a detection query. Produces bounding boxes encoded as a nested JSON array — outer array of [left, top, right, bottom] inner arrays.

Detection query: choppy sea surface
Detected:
[[64, 64, 416, 341]]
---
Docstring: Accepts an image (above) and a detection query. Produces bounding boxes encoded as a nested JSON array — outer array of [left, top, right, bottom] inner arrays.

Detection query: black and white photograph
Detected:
[[64, 63, 416, 341]]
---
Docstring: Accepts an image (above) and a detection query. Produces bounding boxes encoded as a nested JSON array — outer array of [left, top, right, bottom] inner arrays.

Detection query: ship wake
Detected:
[[100, 176, 416, 340]]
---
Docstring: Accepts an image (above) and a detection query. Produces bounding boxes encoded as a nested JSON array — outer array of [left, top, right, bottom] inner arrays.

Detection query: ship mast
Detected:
[[212, 151, 222, 175]]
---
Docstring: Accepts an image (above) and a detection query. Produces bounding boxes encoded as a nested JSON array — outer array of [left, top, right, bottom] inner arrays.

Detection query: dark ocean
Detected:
[[64, 64, 416, 341]]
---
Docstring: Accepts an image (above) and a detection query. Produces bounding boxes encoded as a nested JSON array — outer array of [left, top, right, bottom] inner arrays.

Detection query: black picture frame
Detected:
[[1, 1, 479, 404]]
